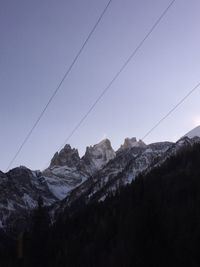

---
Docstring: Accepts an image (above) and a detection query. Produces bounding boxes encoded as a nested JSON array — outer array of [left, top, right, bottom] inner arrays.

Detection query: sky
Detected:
[[1, 0, 200, 171]]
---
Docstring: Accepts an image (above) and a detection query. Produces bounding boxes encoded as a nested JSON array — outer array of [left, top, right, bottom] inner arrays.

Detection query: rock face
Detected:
[[50, 145, 80, 168], [119, 137, 146, 151], [81, 139, 116, 174]]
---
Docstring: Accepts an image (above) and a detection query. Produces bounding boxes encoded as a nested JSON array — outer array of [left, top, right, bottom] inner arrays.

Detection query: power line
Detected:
[[54, 0, 176, 156], [6, 0, 113, 172], [141, 81, 200, 141]]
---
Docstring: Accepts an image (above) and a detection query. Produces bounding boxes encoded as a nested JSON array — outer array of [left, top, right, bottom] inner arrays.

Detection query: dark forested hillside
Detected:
[[2, 143, 200, 267]]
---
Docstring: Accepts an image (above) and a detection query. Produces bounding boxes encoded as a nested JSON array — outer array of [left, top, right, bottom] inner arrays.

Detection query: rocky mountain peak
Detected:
[[93, 138, 113, 150], [82, 139, 116, 172], [85, 139, 114, 155], [119, 137, 146, 151], [50, 144, 80, 168]]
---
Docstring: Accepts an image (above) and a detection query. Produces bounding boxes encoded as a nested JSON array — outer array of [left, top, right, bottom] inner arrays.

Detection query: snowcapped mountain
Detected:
[[52, 140, 174, 213], [0, 139, 116, 228], [42, 139, 115, 200], [42, 145, 86, 200], [52, 136, 200, 217], [185, 125, 200, 139], [1, 130, 200, 230]]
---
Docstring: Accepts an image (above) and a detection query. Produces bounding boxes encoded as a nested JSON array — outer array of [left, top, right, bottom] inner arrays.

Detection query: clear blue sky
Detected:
[[1, 0, 200, 171]]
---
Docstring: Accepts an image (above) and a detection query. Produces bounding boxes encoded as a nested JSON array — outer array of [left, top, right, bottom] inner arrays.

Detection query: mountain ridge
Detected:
[[0, 126, 200, 229]]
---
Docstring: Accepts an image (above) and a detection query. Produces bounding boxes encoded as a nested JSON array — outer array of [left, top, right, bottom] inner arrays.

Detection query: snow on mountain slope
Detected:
[[52, 136, 200, 217], [0, 140, 116, 228], [43, 144, 88, 199], [65, 144, 146, 205], [52, 141, 175, 216], [185, 125, 200, 139], [43, 166, 88, 200], [43, 139, 116, 199]]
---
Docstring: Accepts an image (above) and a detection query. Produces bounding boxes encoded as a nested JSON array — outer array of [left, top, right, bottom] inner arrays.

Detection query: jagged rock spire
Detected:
[[50, 144, 80, 168], [119, 137, 146, 151]]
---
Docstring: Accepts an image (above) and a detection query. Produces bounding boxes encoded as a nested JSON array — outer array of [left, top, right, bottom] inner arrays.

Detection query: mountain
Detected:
[[8, 141, 200, 267], [56, 141, 172, 209], [42, 145, 86, 200], [53, 139, 188, 216], [42, 139, 115, 200], [0, 167, 57, 229], [0, 129, 200, 231], [0, 139, 115, 228], [52, 135, 200, 219], [185, 125, 200, 138]]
